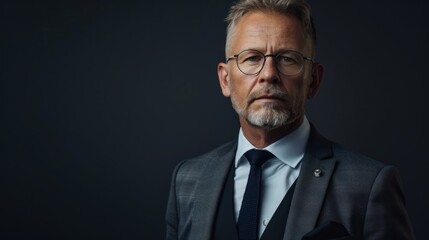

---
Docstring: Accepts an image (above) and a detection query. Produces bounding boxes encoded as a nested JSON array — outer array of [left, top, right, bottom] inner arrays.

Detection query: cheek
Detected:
[[283, 78, 308, 104], [229, 73, 255, 98], [230, 83, 249, 104]]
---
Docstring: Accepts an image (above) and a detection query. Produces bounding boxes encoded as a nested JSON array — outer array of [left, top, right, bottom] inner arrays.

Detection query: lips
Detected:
[[256, 95, 285, 100], [248, 87, 289, 104], [251, 94, 287, 103]]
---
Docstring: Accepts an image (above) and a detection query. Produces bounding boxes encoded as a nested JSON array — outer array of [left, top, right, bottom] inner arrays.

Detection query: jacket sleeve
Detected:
[[363, 165, 415, 239], [165, 162, 184, 240]]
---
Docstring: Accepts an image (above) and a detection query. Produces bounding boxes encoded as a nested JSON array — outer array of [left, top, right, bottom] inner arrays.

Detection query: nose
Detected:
[[258, 56, 280, 83]]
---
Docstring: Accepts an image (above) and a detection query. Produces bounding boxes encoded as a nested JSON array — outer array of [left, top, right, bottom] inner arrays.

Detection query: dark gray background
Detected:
[[1, 0, 428, 239]]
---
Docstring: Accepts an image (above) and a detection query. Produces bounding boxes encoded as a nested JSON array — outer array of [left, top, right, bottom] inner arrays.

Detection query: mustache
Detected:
[[247, 86, 289, 104]]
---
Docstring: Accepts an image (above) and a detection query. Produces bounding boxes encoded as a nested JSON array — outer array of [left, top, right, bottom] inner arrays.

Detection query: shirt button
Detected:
[[263, 219, 270, 226]]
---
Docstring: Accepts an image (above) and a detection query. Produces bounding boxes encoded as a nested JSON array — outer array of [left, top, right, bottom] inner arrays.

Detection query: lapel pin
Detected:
[[263, 219, 270, 226], [314, 169, 322, 177]]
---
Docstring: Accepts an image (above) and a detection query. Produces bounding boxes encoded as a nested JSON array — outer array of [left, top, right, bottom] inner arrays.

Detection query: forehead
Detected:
[[231, 11, 307, 53]]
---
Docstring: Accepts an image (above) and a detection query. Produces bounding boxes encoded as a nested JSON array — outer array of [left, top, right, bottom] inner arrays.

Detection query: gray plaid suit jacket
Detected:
[[165, 127, 415, 240]]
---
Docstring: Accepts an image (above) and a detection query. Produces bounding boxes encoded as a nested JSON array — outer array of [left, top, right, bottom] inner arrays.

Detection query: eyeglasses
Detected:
[[226, 49, 313, 76]]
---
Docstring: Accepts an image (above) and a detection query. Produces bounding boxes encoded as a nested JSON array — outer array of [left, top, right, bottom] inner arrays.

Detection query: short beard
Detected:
[[230, 85, 302, 131], [246, 102, 290, 130]]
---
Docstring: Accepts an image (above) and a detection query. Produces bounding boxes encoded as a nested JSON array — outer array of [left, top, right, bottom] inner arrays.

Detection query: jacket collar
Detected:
[[190, 141, 237, 240], [284, 125, 336, 240]]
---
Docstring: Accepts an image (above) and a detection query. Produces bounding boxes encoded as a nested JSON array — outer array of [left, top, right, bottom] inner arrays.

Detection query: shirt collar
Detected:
[[235, 116, 311, 168]]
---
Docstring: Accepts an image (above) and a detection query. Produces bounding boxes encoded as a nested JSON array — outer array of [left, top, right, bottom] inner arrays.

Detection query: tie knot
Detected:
[[244, 149, 274, 167]]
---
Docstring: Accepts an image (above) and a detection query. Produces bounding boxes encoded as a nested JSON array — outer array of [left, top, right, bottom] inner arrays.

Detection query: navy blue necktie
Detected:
[[237, 149, 274, 240]]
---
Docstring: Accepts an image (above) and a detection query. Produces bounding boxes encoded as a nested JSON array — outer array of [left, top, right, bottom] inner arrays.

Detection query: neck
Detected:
[[240, 116, 304, 148]]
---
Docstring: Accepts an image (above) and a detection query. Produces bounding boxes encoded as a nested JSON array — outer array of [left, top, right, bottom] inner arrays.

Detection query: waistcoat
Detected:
[[213, 164, 297, 240]]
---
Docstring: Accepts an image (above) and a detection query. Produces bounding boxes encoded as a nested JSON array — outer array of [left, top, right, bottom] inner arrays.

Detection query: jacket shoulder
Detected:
[[331, 143, 388, 171], [178, 141, 236, 170], [173, 141, 237, 185], [308, 125, 388, 171]]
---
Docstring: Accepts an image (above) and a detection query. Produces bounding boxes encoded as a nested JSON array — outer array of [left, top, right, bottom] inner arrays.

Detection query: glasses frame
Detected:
[[226, 49, 314, 76]]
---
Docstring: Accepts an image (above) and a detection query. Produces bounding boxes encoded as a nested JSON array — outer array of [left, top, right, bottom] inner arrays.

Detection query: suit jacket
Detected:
[[165, 127, 415, 240]]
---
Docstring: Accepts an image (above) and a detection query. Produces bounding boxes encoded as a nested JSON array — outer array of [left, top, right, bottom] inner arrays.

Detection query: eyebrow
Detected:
[[238, 48, 300, 54]]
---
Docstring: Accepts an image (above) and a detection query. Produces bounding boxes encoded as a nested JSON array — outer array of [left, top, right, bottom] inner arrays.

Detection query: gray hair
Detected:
[[225, 0, 316, 57]]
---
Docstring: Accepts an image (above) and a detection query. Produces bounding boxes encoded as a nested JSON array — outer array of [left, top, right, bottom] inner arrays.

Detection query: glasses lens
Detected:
[[276, 51, 304, 76], [236, 50, 265, 75]]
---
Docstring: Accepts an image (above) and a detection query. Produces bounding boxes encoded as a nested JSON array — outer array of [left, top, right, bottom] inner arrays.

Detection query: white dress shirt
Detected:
[[234, 116, 310, 238]]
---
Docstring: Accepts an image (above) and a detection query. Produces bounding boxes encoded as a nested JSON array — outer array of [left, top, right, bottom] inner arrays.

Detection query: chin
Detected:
[[246, 108, 291, 130]]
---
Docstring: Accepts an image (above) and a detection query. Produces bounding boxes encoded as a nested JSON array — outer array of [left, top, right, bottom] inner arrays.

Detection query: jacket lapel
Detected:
[[190, 142, 237, 240], [284, 127, 337, 240]]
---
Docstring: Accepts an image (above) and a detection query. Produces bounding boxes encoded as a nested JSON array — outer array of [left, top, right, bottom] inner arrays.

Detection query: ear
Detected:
[[218, 62, 231, 97], [307, 63, 324, 99]]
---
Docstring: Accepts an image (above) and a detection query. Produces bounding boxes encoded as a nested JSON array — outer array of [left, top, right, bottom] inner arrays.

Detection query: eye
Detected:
[[238, 50, 264, 65], [241, 54, 263, 63], [277, 55, 298, 64]]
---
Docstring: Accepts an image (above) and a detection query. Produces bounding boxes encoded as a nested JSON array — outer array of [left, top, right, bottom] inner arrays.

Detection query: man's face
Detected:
[[218, 11, 321, 131]]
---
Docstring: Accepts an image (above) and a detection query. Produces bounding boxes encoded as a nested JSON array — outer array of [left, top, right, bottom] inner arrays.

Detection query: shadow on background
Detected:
[[1, 0, 428, 239]]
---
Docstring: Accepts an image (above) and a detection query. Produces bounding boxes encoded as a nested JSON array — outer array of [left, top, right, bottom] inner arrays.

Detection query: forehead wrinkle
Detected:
[[240, 26, 296, 53]]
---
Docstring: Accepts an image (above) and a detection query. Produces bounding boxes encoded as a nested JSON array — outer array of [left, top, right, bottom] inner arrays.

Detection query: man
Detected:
[[166, 0, 415, 239]]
